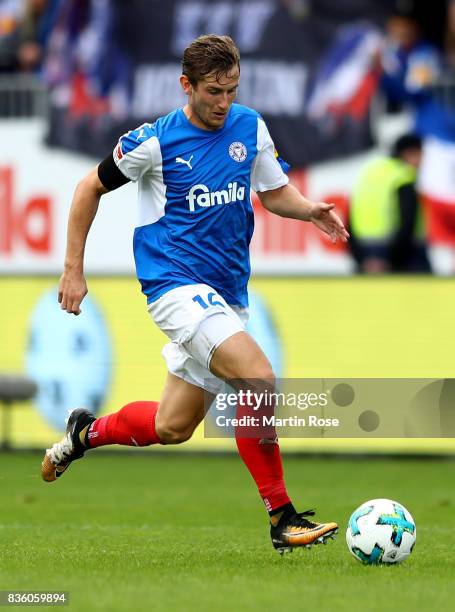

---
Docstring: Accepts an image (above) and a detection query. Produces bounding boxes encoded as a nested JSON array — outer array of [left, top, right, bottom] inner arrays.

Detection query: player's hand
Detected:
[[309, 202, 350, 243], [58, 269, 88, 315]]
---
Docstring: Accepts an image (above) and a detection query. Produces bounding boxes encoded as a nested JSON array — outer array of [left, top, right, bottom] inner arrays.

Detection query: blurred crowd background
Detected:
[[1, 0, 455, 275], [0, 0, 455, 275], [1, 1, 455, 450]]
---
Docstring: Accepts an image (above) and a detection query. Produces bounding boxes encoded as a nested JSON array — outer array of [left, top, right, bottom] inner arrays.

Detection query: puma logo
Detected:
[[176, 155, 194, 170]]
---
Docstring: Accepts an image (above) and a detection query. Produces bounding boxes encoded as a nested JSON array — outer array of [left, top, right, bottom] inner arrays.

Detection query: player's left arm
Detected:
[[258, 183, 349, 243]]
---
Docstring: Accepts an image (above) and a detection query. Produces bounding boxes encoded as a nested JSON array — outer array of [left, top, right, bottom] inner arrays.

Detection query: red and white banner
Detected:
[[420, 137, 455, 207], [418, 137, 455, 255], [0, 119, 136, 274]]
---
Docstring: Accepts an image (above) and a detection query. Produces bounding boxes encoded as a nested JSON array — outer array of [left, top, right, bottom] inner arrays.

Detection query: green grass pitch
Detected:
[[1, 452, 454, 611]]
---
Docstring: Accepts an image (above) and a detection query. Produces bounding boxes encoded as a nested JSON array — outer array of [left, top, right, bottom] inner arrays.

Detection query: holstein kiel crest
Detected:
[[229, 142, 247, 162]]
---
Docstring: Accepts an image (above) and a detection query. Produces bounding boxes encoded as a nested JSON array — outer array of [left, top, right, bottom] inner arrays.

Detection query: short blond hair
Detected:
[[182, 34, 240, 86]]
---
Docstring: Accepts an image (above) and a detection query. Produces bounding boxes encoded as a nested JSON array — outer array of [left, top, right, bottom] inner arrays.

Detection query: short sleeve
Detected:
[[113, 123, 157, 182], [251, 118, 289, 193]]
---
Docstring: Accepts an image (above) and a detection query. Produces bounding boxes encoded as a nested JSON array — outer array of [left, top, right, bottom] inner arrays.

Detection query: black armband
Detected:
[[98, 154, 131, 191]]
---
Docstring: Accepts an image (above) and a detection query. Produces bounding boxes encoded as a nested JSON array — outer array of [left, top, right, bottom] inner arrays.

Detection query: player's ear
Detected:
[[180, 74, 193, 96]]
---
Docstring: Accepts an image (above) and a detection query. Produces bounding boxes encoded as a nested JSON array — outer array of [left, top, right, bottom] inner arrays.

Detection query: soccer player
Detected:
[[41, 35, 348, 554]]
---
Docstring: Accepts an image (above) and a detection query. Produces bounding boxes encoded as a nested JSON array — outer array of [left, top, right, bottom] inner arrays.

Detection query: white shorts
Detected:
[[148, 284, 249, 394]]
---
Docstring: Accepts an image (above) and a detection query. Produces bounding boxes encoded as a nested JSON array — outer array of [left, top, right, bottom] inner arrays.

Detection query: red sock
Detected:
[[87, 401, 161, 448], [235, 402, 291, 512]]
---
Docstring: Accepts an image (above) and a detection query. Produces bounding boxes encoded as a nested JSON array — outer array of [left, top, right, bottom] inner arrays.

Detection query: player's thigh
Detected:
[[209, 330, 274, 382], [156, 372, 213, 435]]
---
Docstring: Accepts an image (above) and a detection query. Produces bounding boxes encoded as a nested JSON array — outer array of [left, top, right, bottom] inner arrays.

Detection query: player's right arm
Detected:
[[59, 123, 155, 315], [58, 167, 109, 315]]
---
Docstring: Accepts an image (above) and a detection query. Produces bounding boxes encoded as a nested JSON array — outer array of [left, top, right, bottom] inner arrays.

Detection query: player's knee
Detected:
[[227, 362, 275, 388], [243, 367, 276, 391], [254, 366, 275, 385]]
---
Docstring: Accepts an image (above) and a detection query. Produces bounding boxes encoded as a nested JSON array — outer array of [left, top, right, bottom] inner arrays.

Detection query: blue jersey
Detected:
[[113, 104, 288, 307]]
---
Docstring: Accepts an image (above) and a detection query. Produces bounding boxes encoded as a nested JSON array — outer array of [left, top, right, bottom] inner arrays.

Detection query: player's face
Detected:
[[181, 66, 240, 130]]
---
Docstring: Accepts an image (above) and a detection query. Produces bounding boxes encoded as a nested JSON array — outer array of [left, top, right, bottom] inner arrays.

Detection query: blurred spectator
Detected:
[[380, 8, 455, 275], [446, 0, 455, 68], [349, 133, 431, 273], [381, 10, 442, 122], [0, 0, 60, 73], [16, 0, 60, 72], [0, 0, 22, 71]]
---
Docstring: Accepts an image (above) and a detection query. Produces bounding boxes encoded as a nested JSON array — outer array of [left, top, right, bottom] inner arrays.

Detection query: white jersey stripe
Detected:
[[136, 137, 167, 227]]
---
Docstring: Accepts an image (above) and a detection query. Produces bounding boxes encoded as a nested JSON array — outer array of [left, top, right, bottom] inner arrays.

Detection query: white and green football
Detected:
[[346, 498, 416, 564]]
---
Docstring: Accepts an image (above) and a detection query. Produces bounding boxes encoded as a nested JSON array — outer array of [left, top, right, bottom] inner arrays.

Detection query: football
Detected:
[[346, 499, 416, 564]]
